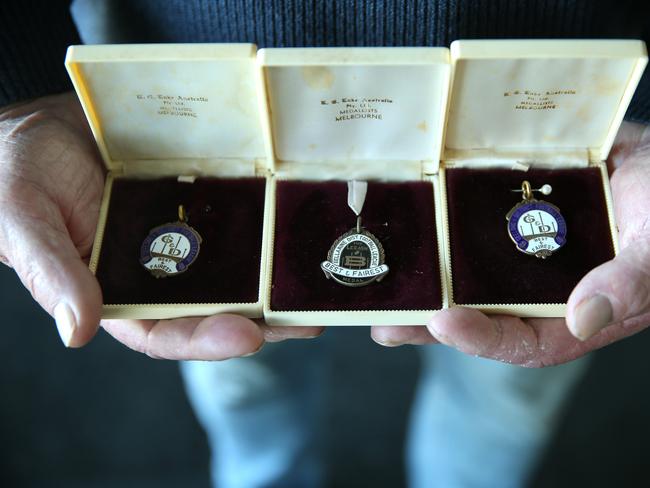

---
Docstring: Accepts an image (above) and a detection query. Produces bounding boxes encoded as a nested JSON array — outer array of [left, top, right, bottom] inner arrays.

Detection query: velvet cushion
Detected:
[[96, 177, 266, 305], [270, 180, 442, 312], [445, 167, 615, 305]]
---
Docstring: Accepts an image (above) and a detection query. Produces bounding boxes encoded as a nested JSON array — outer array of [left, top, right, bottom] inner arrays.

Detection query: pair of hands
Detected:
[[2, 92, 649, 366]]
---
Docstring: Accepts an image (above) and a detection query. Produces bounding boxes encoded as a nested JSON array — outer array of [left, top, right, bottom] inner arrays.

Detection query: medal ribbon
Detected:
[[347, 180, 368, 217]]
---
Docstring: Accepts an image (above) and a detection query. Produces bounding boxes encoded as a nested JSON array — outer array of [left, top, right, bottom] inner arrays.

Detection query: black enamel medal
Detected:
[[320, 181, 389, 287]]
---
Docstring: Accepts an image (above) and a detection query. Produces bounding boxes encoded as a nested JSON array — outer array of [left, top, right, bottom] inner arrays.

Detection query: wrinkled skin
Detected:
[[0, 92, 323, 359], [372, 122, 650, 367]]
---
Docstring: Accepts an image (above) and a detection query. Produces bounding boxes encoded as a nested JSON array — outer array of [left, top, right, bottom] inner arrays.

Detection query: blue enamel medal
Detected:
[[506, 181, 567, 259], [140, 205, 202, 278]]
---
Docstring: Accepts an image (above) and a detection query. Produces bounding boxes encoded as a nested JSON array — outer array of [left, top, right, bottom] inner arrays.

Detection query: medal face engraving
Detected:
[[140, 222, 202, 278], [506, 184, 567, 259], [321, 228, 389, 287]]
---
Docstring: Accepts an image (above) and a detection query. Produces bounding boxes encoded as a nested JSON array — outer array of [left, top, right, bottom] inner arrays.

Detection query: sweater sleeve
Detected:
[[0, 0, 80, 107]]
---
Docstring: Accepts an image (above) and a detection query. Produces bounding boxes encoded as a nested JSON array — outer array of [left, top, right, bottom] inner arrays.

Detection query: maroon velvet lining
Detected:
[[270, 180, 442, 312], [96, 177, 266, 305], [446, 167, 614, 305]]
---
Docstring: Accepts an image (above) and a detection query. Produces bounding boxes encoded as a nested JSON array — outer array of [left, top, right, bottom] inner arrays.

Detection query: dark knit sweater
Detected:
[[1, 0, 650, 121]]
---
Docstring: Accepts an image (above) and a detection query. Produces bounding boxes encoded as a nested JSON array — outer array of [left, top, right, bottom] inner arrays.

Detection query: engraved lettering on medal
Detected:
[[503, 89, 576, 111], [150, 233, 190, 261], [517, 210, 561, 254], [135, 94, 209, 119], [321, 229, 389, 286], [507, 200, 567, 259], [140, 223, 202, 278], [320, 96, 393, 122]]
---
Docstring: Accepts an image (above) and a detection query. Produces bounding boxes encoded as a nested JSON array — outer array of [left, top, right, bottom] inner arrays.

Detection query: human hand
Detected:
[[0, 92, 322, 359], [371, 121, 650, 367]]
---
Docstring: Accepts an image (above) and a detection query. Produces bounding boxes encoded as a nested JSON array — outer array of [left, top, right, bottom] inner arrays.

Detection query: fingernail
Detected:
[[54, 303, 77, 347], [372, 332, 404, 347], [570, 294, 613, 341], [427, 310, 457, 347], [242, 341, 265, 357], [427, 327, 457, 348], [304, 329, 326, 339]]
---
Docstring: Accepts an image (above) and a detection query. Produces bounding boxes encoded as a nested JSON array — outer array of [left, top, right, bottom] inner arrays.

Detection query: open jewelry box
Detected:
[[440, 40, 647, 317], [65, 44, 272, 319], [259, 47, 451, 325]]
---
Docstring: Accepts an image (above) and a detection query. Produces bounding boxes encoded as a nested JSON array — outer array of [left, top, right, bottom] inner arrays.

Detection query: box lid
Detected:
[[65, 44, 267, 174], [258, 47, 450, 177], [444, 40, 648, 163]]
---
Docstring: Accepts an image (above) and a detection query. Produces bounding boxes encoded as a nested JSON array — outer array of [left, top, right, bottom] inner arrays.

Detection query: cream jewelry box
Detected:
[[65, 40, 647, 324], [65, 44, 272, 320], [440, 40, 647, 318]]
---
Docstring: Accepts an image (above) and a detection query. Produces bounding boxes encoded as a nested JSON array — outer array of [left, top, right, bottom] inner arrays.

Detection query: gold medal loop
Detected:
[[178, 204, 187, 223], [521, 181, 533, 201]]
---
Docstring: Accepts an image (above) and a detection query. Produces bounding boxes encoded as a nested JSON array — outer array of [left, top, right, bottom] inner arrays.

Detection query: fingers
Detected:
[[427, 308, 537, 364], [2, 210, 102, 347], [426, 307, 650, 367], [426, 308, 573, 367], [102, 314, 264, 360], [102, 315, 323, 360], [567, 239, 650, 341], [257, 324, 325, 343], [371, 326, 438, 346]]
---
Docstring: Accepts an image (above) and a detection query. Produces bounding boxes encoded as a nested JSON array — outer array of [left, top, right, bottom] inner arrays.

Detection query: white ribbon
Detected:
[[347, 180, 368, 216]]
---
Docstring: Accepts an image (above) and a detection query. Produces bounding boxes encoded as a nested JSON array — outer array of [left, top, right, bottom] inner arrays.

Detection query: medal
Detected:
[[321, 181, 389, 287], [506, 180, 567, 259], [140, 204, 202, 278]]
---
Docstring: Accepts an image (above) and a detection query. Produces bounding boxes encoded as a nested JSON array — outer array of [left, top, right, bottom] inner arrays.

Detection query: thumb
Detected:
[[2, 211, 102, 347], [566, 239, 650, 341]]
